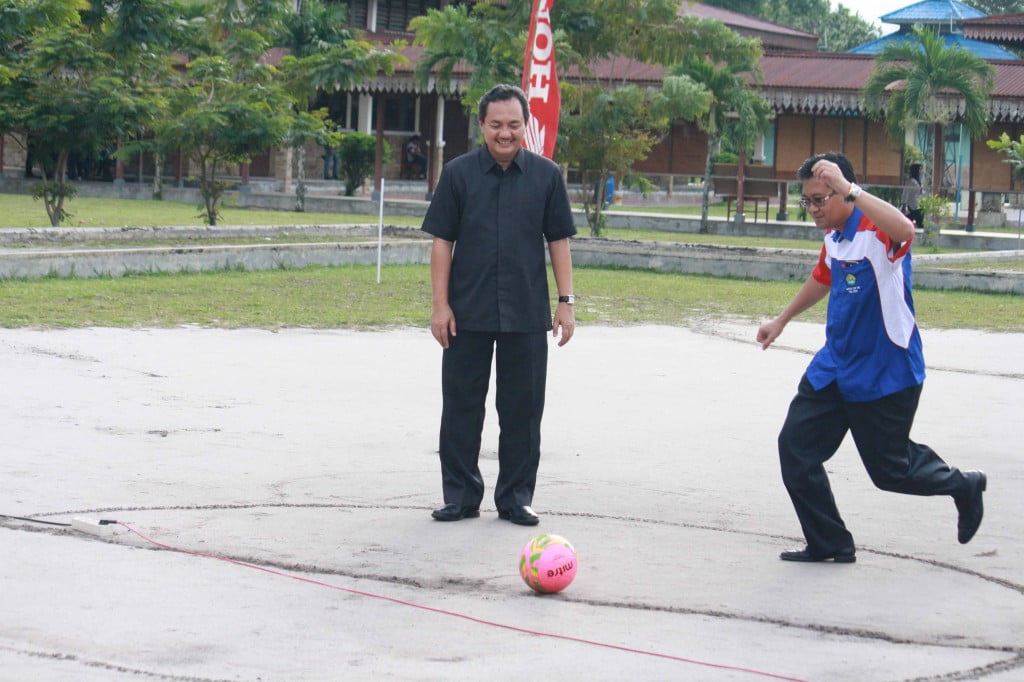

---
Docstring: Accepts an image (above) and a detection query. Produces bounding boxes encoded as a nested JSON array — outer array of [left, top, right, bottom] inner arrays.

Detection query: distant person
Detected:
[[405, 135, 427, 178], [901, 162, 924, 230], [323, 143, 338, 180], [422, 84, 576, 527], [756, 151, 986, 564], [593, 173, 614, 208]]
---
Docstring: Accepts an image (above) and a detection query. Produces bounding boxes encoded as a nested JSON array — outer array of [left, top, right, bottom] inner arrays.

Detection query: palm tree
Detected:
[[672, 35, 768, 233], [409, 1, 526, 108], [276, 0, 401, 210], [862, 26, 995, 196]]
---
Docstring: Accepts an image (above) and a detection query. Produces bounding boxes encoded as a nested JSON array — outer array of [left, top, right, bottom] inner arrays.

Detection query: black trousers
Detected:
[[778, 374, 969, 554], [439, 331, 547, 511]]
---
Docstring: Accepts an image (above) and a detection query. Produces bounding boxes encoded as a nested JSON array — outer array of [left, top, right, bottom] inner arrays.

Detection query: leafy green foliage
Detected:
[[410, 0, 770, 236], [671, 34, 768, 232], [338, 132, 389, 197], [701, 0, 880, 52], [410, 2, 525, 107], [559, 81, 711, 235], [277, 0, 350, 58], [987, 131, 1024, 182], [273, 0, 403, 211], [862, 27, 995, 194], [969, 0, 1024, 14], [157, 54, 293, 225], [0, 4, 163, 225], [1, 1, 404, 225], [863, 27, 994, 140]]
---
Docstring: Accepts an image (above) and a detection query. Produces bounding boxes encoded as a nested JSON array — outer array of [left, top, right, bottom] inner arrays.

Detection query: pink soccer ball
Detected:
[[519, 534, 578, 594]]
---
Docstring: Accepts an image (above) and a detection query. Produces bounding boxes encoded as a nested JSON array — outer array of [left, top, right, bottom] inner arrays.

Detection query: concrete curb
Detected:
[[5, 178, 1024, 251], [0, 240, 431, 279], [2, 235, 1022, 293]]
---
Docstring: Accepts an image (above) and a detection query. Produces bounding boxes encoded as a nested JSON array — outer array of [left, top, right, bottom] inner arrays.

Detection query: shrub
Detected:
[[338, 133, 390, 197]]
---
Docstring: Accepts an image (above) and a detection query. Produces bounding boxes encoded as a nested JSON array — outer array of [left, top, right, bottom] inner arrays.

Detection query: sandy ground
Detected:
[[1, 322, 1022, 682]]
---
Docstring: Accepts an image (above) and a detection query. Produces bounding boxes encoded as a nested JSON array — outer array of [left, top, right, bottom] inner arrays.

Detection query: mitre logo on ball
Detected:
[[519, 534, 578, 593]]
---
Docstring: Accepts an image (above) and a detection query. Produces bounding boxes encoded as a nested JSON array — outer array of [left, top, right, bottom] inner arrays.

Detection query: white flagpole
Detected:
[[377, 178, 385, 284]]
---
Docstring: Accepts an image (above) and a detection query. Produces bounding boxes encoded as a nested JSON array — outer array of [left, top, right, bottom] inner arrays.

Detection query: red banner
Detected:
[[521, 0, 560, 159]]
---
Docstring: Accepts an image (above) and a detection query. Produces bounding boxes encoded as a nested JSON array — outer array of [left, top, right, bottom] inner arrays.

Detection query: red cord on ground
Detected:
[[117, 521, 808, 682]]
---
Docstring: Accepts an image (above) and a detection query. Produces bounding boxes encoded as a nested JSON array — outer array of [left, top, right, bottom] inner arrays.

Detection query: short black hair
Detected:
[[797, 152, 857, 184], [477, 84, 530, 123]]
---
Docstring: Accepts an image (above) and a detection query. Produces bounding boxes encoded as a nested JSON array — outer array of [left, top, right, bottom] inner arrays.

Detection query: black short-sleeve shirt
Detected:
[[421, 146, 576, 333]]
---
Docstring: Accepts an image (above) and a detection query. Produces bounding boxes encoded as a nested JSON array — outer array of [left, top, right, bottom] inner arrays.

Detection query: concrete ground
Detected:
[[1, 322, 1022, 681]]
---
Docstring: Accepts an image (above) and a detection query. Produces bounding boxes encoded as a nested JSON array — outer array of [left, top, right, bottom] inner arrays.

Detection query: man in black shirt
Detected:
[[421, 84, 576, 526]]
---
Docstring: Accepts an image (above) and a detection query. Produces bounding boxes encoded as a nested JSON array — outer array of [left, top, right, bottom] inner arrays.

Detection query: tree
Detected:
[[970, 0, 1024, 15], [156, 48, 293, 225], [697, 0, 764, 15], [799, 5, 880, 53], [275, 0, 400, 210], [410, 2, 526, 107], [986, 131, 1024, 183], [671, 30, 768, 233], [558, 79, 711, 235], [155, 0, 399, 224], [702, 0, 880, 53], [100, 0, 182, 200], [862, 26, 995, 195], [278, 0, 350, 58], [556, 0, 768, 234], [412, 0, 778, 235], [0, 2, 159, 225], [337, 132, 389, 196]]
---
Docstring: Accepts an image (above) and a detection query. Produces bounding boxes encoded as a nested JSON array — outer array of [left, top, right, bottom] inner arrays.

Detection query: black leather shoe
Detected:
[[431, 503, 480, 522], [956, 470, 987, 544], [498, 505, 540, 526], [779, 546, 856, 563]]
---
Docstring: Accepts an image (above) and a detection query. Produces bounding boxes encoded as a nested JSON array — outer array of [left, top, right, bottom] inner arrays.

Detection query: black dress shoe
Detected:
[[431, 503, 480, 522], [498, 505, 540, 526], [779, 546, 856, 563], [956, 470, 987, 544]]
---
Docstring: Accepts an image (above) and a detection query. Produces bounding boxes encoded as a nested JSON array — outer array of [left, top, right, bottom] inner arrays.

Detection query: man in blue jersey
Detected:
[[756, 152, 986, 563]]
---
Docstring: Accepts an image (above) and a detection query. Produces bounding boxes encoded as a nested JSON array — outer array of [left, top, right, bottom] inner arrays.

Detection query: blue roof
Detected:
[[849, 31, 1018, 60], [880, 0, 986, 25]]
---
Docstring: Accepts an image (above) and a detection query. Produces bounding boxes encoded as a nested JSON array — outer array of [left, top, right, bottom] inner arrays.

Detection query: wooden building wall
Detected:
[[773, 115, 901, 186], [972, 122, 1020, 191], [634, 122, 708, 176]]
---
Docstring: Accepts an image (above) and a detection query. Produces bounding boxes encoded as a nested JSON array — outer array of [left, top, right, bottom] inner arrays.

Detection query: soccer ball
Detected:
[[519, 534, 578, 593]]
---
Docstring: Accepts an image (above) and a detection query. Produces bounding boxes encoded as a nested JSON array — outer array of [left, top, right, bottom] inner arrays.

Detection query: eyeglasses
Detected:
[[799, 192, 836, 209]]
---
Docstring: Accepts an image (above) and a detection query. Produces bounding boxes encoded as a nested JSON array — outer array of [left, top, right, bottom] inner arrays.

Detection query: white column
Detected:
[[433, 95, 446, 180], [358, 94, 374, 134], [752, 135, 766, 164]]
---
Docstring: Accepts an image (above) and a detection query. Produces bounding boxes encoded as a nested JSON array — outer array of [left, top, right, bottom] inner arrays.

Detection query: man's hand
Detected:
[[756, 319, 784, 350], [811, 159, 852, 198], [431, 304, 456, 348], [552, 303, 575, 347]]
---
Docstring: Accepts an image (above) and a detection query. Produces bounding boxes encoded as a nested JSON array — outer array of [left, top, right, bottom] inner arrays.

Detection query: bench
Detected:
[[712, 164, 776, 222]]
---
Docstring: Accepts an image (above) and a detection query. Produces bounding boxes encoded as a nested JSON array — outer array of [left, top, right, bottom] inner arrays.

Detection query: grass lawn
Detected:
[[0, 193, 1020, 332], [0, 193, 1000, 256], [0, 193, 421, 229], [1, 264, 1022, 332]]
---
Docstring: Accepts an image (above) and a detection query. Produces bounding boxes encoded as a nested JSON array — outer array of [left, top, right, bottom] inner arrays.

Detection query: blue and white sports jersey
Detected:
[[806, 207, 926, 401]]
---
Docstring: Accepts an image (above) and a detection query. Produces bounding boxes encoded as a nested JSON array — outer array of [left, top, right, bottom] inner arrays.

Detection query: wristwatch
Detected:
[[558, 294, 575, 305], [844, 183, 863, 203]]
